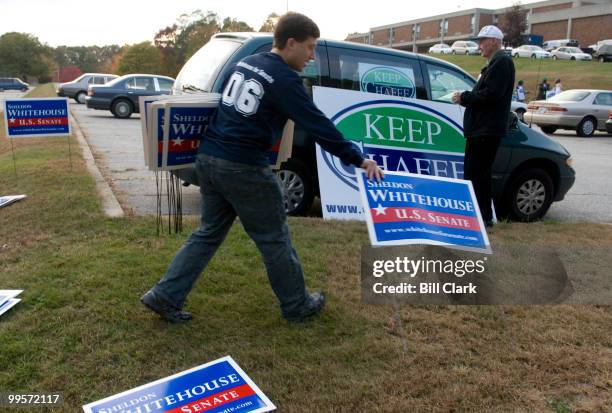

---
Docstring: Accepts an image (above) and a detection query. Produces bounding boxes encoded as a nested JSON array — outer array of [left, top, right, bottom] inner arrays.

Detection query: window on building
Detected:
[[471, 15, 476, 32]]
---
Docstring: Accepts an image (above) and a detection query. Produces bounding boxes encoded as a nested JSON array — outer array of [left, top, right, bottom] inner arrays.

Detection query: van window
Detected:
[[327, 46, 425, 99], [426, 63, 474, 103], [174, 38, 241, 93]]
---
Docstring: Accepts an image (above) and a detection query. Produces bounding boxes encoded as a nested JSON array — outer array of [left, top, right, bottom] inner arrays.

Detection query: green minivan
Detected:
[[172, 33, 575, 222]]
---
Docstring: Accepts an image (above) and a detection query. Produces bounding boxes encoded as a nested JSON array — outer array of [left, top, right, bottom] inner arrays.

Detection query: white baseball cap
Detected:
[[476, 25, 503, 40]]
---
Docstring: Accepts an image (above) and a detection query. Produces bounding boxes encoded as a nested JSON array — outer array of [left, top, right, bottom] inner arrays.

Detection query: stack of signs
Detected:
[[0, 194, 26, 208], [83, 356, 276, 413], [357, 170, 491, 254], [3, 98, 70, 138], [140, 95, 293, 171], [313, 86, 466, 221], [0, 290, 23, 317], [140, 95, 220, 171]]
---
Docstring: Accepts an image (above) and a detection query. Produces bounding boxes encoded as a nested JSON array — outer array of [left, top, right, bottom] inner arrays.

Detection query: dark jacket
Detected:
[[201, 52, 364, 167], [460, 49, 515, 138]]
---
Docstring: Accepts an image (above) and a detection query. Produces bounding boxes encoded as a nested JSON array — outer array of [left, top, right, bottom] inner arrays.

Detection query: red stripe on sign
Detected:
[[8, 117, 69, 127], [158, 139, 201, 153], [371, 207, 480, 231], [165, 384, 256, 413], [270, 139, 281, 151]]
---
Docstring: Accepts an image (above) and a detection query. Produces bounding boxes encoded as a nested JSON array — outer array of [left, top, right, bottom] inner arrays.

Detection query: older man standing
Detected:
[[452, 25, 515, 227]]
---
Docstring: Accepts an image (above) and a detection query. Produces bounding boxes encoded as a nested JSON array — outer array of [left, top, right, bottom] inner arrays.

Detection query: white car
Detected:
[[450, 40, 480, 55], [551, 47, 592, 61], [511, 101, 528, 122], [428, 43, 452, 54], [512, 45, 551, 59]]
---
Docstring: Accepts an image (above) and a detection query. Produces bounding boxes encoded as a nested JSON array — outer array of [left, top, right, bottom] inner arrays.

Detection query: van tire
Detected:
[[505, 168, 554, 222], [276, 158, 314, 216]]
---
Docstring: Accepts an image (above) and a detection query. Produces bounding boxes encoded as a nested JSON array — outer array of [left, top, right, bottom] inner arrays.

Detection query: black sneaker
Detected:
[[283, 291, 326, 323], [140, 290, 193, 323]]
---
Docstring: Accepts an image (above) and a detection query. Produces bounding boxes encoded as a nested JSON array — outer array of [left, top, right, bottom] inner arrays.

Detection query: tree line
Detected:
[[0, 10, 280, 82]]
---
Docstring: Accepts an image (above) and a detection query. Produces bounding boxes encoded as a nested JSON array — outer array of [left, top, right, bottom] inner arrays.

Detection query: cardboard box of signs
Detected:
[[140, 95, 293, 172]]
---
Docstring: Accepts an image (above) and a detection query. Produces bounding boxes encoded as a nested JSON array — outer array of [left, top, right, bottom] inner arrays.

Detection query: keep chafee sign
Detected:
[[357, 170, 491, 254], [3, 98, 71, 138], [83, 356, 275, 413]]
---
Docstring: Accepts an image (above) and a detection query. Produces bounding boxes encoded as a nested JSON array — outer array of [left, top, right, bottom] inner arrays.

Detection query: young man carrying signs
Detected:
[[142, 13, 383, 323]]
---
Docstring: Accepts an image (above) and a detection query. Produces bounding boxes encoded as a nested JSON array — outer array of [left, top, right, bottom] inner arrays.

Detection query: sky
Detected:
[[0, 0, 528, 47]]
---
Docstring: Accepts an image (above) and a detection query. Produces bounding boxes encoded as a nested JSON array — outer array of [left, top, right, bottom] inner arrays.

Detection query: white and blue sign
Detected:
[[3, 98, 70, 138], [357, 170, 491, 254], [83, 356, 275, 413], [163, 105, 215, 169]]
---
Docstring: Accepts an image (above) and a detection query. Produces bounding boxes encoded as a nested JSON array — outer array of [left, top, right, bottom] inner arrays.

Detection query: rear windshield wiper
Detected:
[[181, 84, 206, 93]]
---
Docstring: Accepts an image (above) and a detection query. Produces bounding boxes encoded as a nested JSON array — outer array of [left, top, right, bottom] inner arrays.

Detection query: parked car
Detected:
[[594, 43, 612, 62], [551, 47, 592, 61], [450, 40, 480, 55], [542, 39, 579, 52], [511, 101, 528, 122], [512, 45, 551, 59], [606, 110, 612, 134], [524, 89, 612, 136], [0, 77, 29, 91], [170, 33, 574, 222], [85, 74, 175, 118], [57, 73, 118, 104], [428, 43, 452, 54]]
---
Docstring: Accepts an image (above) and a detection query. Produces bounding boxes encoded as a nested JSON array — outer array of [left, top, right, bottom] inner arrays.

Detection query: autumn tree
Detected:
[[0, 32, 52, 80], [499, 2, 528, 47], [116, 42, 163, 75], [259, 13, 279, 32]]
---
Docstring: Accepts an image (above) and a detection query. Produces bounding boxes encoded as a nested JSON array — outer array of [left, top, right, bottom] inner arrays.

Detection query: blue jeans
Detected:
[[152, 154, 310, 317]]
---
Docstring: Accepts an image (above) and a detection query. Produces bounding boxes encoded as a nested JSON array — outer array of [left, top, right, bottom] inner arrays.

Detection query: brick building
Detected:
[[346, 0, 612, 52]]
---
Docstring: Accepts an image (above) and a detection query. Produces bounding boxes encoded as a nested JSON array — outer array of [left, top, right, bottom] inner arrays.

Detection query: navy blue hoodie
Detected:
[[200, 52, 364, 167]]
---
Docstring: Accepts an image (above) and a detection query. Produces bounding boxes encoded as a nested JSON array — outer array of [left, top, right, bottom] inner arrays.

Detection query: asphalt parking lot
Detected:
[[70, 102, 202, 215], [70, 101, 612, 222]]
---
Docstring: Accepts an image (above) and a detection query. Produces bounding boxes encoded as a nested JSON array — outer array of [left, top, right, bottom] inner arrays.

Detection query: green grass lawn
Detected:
[[1, 85, 611, 412], [431, 54, 612, 101]]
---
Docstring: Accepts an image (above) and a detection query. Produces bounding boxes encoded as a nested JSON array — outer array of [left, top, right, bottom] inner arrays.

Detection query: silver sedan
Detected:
[[550, 47, 592, 61], [524, 89, 612, 136]]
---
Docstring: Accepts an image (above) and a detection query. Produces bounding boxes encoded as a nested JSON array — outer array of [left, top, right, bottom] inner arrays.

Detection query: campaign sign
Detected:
[[163, 104, 215, 170], [357, 170, 491, 254], [313, 86, 465, 220], [358, 63, 416, 98], [3, 98, 70, 138], [82, 356, 275, 413]]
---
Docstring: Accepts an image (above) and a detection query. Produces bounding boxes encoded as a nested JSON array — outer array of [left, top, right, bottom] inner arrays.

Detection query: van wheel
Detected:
[[570, 57, 576, 61], [531, 53, 537, 58], [276, 159, 314, 216], [540, 126, 557, 134], [506, 168, 554, 222], [576, 116, 596, 137], [552, 55, 558, 60], [75, 91, 87, 104], [111, 99, 133, 119]]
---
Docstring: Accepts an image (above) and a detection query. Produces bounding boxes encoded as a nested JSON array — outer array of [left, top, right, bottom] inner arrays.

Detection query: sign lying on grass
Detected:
[[313, 86, 465, 221], [357, 170, 491, 254], [0, 290, 23, 318], [83, 356, 276, 413], [0, 195, 26, 208], [3, 98, 70, 138]]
